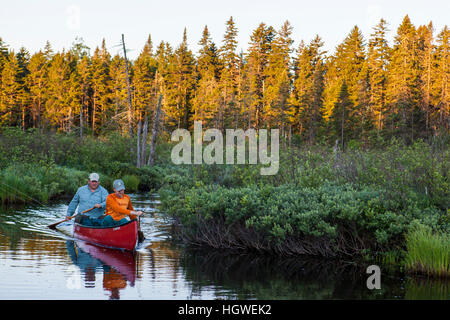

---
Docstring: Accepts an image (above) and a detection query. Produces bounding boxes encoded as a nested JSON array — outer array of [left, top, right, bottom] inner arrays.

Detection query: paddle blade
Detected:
[[47, 218, 70, 229], [138, 231, 145, 243]]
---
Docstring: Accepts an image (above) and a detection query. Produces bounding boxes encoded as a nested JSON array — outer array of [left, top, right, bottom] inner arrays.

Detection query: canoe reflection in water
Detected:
[[65, 240, 137, 299]]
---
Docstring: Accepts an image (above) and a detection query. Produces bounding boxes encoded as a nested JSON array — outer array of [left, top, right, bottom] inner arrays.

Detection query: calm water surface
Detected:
[[0, 194, 448, 300]]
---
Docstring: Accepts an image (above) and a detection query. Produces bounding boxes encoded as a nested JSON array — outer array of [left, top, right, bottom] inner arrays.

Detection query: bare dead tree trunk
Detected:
[[122, 34, 133, 138], [148, 94, 163, 166], [136, 119, 141, 168], [141, 114, 149, 166], [80, 104, 83, 140], [341, 103, 345, 150]]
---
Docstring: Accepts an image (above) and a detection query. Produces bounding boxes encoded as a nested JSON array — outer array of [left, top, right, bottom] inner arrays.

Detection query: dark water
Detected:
[[0, 194, 448, 300]]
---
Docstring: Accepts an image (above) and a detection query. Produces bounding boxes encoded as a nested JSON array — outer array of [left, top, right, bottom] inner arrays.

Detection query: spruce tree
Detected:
[[289, 36, 325, 143], [27, 51, 47, 129], [386, 15, 421, 141], [368, 19, 390, 134], [416, 22, 436, 137], [45, 51, 72, 131], [192, 26, 221, 126], [0, 37, 9, 84], [134, 35, 157, 122], [265, 20, 293, 132], [247, 22, 275, 129], [332, 81, 354, 149], [165, 29, 196, 129], [434, 26, 449, 133], [16, 47, 30, 129], [0, 52, 20, 126], [219, 17, 239, 129], [325, 26, 369, 142], [90, 40, 111, 134]]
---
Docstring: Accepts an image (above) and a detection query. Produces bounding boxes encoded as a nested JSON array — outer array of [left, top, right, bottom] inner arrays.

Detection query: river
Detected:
[[0, 193, 448, 300]]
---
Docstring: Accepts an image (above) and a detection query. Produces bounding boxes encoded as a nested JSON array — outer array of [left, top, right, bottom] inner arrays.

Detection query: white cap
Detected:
[[89, 173, 100, 181]]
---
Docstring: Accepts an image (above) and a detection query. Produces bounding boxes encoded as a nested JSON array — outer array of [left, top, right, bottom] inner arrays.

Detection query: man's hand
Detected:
[[93, 203, 102, 208], [131, 210, 144, 216]]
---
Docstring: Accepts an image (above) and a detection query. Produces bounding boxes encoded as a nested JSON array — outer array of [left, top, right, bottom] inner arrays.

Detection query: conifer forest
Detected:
[[0, 15, 448, 145]]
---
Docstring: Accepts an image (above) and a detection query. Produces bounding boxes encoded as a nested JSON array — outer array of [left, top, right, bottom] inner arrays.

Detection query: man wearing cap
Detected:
[[66, 173, 109, 226], [102, 179, 143, 227]]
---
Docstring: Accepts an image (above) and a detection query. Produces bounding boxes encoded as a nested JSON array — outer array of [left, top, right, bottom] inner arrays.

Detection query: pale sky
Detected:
[[0, 0, 448, 60]]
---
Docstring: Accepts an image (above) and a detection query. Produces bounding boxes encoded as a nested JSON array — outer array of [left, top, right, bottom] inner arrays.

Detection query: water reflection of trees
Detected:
[[0, 226, 69, 261], [179, 249, 408, 299]]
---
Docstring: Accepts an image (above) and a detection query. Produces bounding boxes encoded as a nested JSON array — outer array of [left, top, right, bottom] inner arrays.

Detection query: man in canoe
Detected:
[[66, 173, 109, 226], [102, 179, 144, 227]]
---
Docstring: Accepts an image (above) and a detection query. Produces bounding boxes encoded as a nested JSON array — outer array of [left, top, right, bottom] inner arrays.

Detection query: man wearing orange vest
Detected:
[[102, 179, 144, 227]]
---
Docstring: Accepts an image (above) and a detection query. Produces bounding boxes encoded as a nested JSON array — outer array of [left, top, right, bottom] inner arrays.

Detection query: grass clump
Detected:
[[0, 162, 89, 205], [405, 222, 450, 278]]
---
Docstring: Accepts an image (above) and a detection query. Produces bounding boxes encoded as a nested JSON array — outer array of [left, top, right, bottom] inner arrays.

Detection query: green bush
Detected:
[[121, 175, 140, 193], [161, 182, 444, 256]]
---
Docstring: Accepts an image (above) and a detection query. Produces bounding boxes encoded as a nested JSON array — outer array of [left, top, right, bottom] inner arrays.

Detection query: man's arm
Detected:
[[66, 189, 80, 217], [100, 187, 108, 209]]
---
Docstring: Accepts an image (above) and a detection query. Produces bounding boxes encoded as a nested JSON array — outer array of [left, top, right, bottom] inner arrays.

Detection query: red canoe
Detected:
[[73, 220, 138, 251]]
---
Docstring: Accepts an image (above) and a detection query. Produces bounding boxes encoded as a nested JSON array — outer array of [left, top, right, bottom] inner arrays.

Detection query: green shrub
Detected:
[[161, 182, 444, 256], [121, 175, 140, 192]]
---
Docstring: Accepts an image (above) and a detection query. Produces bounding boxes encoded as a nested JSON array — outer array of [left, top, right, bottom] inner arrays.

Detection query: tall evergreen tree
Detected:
[[134, 35, 158, 121], [219, 17, 239, 129], [386, 15, 421, 141], [323, 26, 366, 140], [265, 21, 293, 132], [27, 50, 48, 129], [368, 19, 390, 134], [247, 22, 275, 129], [417, 22, 436, 137], [289, 36, 326, 143], [165, 29, 196, 129], [434, 26, 449, 133], [192, 26, 221, 126], [70, 37, 90, 60], [0, 38, 9, 85], [90, 40, 111, 134], [332, 81, 354, 148], [45, 51, 76, 131], [155, 41, 175, 131], [16, 47, 31, 129], [0, 52, 20, 126]]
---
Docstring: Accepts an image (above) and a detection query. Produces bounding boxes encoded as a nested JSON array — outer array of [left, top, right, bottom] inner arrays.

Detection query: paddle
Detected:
[[136, 212, 146, 242], [48, 207, 95, 230]]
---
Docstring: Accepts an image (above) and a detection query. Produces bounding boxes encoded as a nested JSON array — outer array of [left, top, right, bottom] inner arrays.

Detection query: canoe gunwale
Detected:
[[73, 219, 135, 230]]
